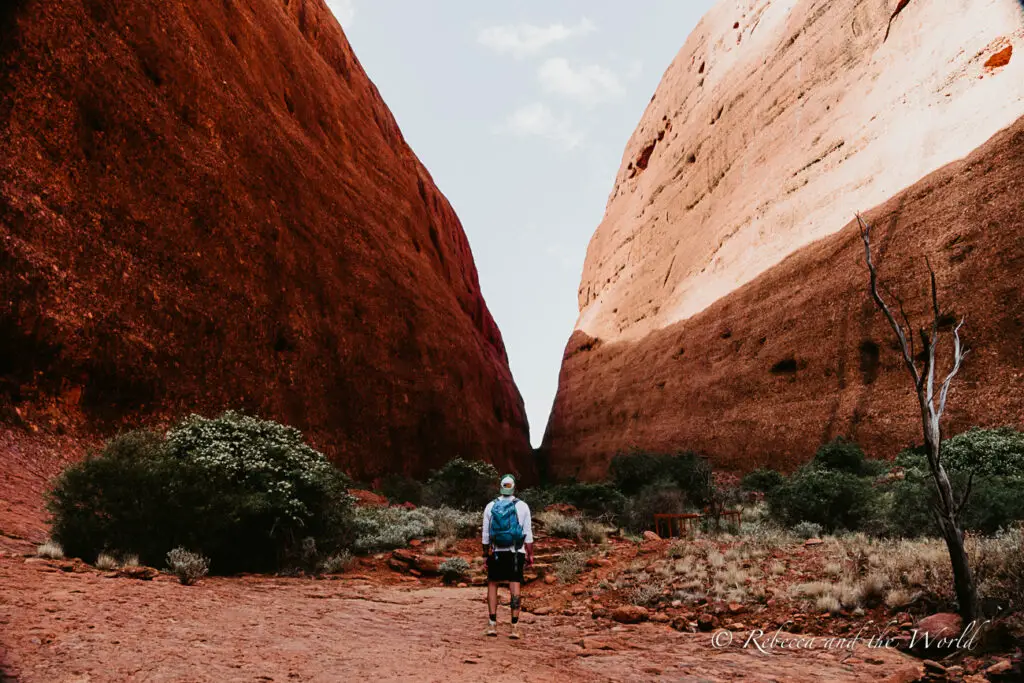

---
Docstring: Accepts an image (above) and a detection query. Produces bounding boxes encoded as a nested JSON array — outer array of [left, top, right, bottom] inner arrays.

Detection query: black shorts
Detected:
[[486, 551, 525, 583]]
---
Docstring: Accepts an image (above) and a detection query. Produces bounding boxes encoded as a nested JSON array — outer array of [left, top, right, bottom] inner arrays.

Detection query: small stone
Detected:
[[571, 586, 585, 596], [916, 613, 963, 641], [985, 660, 1012, 676], [803, 538, 823, 547], [611, 605, 649, 624], [391, 549, 416, 564], [591, 608, 609, 619], [457, 582, 468, 588], [642, 531, 661, 542], [697, 614, 716, 632], [532, 606, 552, 616], [922, 659, 946, 674], [728, 602, 743, 614], [544, 575, 556, 585], [671, 599, 682, 608], [408, 539, 422, 547], [117, 566, 158, 580], [727, 622, 746, 631], [651, 612, 670, 623], [581, 637, 619, 651]]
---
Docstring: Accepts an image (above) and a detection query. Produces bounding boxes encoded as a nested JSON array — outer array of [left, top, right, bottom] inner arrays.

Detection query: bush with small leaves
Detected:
[[47, 414, 355, 574], [353, 506, 434, 552], [426, 506, 479, 539], [319, 550, 355, 574], [610, 450, 713, 506], [555, 551, 588, 584], [166, 547, 209, 585], [812, 437, 873, 475], [941, 427, 1024, 477], [741, 468, 785, 494], [379, 474, 425, 506], [36, 540, 64, 559], [439, 557, 471, 585], [629, 582, 664, 607], [768, 467, 877, 532], [540, 511, 582, 539], [424, 458, 499, 511]]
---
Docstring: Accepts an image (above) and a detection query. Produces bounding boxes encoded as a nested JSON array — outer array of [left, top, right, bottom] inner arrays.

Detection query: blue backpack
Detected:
[[490, 498, 525, 549]]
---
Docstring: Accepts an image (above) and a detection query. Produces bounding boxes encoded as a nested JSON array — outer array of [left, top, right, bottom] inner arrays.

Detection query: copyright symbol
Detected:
[[711, 629, 733, 648]]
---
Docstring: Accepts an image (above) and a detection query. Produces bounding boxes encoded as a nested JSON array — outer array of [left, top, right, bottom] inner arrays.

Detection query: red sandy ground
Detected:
[[0, 531, 927, 683]]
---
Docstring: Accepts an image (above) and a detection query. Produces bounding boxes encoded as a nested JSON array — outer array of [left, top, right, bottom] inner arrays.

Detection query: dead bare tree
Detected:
[[856, 213, 978, 624]]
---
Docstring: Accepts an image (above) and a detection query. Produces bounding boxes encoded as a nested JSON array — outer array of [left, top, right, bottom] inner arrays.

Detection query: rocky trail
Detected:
[[0, 537, 920, 683]]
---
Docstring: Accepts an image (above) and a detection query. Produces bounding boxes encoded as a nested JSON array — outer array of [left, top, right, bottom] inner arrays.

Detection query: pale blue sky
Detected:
[[328, 1, 715, 445]]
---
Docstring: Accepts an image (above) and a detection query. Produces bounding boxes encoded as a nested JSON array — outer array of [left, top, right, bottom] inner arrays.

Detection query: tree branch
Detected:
[[857, 214, 921, 386], [938, 318, 968, 420]]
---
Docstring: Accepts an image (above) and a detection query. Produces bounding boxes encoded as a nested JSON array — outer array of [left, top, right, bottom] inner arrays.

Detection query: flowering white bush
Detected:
[[48, 413, 354, 574], [167, 411, 343, 526]]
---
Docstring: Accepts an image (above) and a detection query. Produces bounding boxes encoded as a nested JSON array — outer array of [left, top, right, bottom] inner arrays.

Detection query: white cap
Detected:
[[499, 475, 515, 495]]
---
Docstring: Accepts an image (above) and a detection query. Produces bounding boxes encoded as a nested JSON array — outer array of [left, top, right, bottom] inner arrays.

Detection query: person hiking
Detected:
[[481, 474, 533, 639]]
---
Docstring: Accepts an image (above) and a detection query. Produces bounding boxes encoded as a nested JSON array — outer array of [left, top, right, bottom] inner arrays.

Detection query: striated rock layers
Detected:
[[0, 0, 531, 487], [544, 0, 1024, 479]]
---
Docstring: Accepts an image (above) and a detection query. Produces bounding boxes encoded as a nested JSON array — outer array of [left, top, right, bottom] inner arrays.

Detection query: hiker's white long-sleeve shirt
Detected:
[[481, 496, 533, 554]]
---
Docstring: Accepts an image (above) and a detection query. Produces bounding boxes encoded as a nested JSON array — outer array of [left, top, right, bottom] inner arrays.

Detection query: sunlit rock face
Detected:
[[544, 0, 1024, 479]]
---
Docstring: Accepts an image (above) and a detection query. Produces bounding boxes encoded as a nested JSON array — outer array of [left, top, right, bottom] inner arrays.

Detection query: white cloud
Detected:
[[538, 58, 625, 106], [325, 0, 356, 29], [497, 103, 585, 150], [477, 19, 595, 59]]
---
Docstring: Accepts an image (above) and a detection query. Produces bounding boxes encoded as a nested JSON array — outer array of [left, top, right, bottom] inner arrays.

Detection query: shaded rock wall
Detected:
[[0, 0, 531, 487]]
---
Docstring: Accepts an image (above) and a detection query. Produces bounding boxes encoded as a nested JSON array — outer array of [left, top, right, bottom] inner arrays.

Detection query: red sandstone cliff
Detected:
[[0, 0, 531, 514], [544, 0, 1024, 479]]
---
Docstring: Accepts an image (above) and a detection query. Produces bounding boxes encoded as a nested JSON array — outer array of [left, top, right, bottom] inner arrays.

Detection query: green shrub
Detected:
[[166, 547, 210, 585], [352, 506, 434, 552], [741, 468, 785, 494], [622, 483, 689, 533], [425, 506, 479, 539], [379, 475, 425, 506], [47, 413, 355, 574], [768, 467, 877, 532], [941, 427, 1024, 476], [424, 458, 499, 511], [519, 483, 625, 520], [516, 486, 554, 512], [439, 557, 471, 585], [812, 437, 884, 476], [610, 450, 713, 506], [880, 469, 1024, 537]]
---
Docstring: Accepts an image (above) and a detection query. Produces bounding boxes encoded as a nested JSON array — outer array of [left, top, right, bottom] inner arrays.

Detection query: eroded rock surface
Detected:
[[0, 0, 530, 504], [545, 0, 1024, 478]]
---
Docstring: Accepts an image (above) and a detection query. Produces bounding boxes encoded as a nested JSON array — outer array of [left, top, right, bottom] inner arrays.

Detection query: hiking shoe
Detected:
[[509, 625, 521, 640], [485, 623, 498, 637]]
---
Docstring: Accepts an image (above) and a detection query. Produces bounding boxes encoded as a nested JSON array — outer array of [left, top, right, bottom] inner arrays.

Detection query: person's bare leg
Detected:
[[509, 581, 522, 639], [486, 582, 498, 636]]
